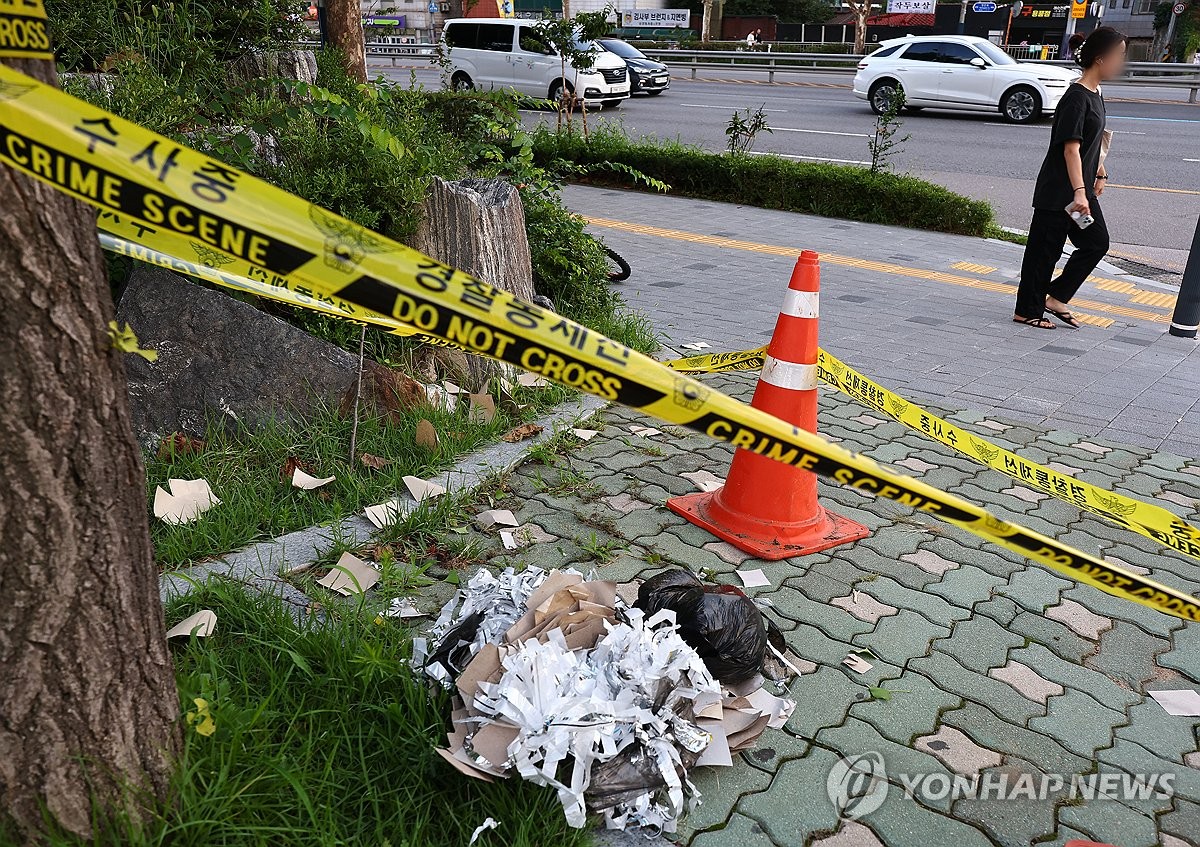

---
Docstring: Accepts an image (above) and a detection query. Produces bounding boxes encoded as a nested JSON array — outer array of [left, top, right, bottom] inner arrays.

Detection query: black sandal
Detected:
[[1045, 307, 1081, 328], [1013, 316, 1056, 329]]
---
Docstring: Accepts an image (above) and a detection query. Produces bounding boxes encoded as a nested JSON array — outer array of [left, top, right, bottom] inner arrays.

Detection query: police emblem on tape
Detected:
[[309, 205, 391, 272], [673, 378, 710, 411]]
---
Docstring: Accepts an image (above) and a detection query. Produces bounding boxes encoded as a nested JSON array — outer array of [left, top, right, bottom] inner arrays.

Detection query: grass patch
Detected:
[[532, 126, 995, 237], [28, 583, 590, 847], [147, 385, 571, 569]]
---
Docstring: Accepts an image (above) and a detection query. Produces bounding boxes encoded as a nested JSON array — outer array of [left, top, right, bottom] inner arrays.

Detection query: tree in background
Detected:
[[326, 0, 369, 82], [0, 31, 180, 843], [845, 0, 872, 53]]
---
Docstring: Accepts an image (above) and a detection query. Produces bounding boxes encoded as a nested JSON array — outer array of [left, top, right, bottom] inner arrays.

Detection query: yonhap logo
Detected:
[[827, 752, 888, 820]]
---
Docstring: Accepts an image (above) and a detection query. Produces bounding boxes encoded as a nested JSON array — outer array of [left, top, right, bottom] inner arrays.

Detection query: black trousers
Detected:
[[1015, 199, 1110, 320]]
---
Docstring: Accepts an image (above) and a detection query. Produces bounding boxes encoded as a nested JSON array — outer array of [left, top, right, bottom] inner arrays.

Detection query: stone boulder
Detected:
[[116, 266, 362, 447]]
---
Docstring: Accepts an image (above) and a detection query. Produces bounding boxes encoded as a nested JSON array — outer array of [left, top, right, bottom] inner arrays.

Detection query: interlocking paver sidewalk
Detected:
[[564, 185, 1200, 455], [444, 368, 1200, 847]]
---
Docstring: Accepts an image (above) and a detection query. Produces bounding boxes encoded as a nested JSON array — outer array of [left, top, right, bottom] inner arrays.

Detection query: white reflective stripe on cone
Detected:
[[1171, 321, 1200, 331], [761, 355, 819, 391], [779, 289, 820, 320]]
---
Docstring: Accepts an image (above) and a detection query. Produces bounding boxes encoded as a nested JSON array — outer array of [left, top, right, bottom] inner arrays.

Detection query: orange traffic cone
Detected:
[[667, 251, 869, 560]]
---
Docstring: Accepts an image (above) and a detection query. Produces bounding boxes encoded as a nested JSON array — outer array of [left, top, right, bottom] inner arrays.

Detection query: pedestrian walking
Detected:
[[1013, 27, 1127, 330], [745, 30, 757, 49], [753, 28, 764, 50]]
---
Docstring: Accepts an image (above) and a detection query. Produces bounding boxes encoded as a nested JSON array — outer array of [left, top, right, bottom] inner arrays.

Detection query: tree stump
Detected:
[[226, 49, 318, 97], [410, 178, 535, 390]]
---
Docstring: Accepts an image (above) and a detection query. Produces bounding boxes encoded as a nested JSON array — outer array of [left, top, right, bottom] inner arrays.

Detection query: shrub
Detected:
[[531, 126, 994, 236]]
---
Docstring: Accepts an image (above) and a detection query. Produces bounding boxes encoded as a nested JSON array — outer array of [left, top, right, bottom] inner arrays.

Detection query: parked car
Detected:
[[442, 18, 630, 108], [853, 35, 1079, 124], [597, 37, 670, 95]]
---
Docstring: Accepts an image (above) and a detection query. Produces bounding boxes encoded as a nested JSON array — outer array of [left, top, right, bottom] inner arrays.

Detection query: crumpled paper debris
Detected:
[[468, 817, 500, 845], [291, 468, 335, 490], [165, 609, 217, 638], [419, 568, 796, 835], [153, 478, 220, 524]]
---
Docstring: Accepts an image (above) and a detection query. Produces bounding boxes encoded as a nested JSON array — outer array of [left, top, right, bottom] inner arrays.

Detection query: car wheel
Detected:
[[549, 79, 575, 110], [868, 79, 902, 115], [646, 89, 664, 96], [602, 99, 623, 109], [450, 72, 474, 92], [1001, 86, 1041, 124]]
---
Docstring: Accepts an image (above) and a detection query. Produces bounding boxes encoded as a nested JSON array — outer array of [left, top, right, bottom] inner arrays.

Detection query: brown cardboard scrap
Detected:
[[415, 419, 439, 450], [316, 552, 380, 595]]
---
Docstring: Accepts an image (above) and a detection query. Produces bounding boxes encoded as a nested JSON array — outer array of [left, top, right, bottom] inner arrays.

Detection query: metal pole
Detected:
[[1169, 215, 1200, 338], [1164, 11, 1178, 61], [958, 0, 968, 34], [1060, 14, 1076, 60]]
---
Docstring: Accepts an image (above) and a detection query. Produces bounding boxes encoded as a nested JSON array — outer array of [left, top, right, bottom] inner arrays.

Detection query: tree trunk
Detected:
[[410, 178, 535, 390], [853, 6, 868, 55], [325, 0, 368, 84], [0, 50, 180, 841]]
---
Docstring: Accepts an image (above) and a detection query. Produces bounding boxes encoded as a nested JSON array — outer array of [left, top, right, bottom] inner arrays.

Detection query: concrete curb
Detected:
[[159, 393, 608, 603]]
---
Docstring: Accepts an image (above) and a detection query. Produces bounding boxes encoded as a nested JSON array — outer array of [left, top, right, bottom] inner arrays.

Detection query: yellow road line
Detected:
[[1108, 183, 1200, 196], [586, 217, 1171, 325]]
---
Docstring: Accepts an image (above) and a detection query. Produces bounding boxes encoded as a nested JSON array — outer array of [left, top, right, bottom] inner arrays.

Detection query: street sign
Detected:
[[973, 2, 998, 11], [1174, 2, 1187, 13], [1071, 0, 1087, 17]]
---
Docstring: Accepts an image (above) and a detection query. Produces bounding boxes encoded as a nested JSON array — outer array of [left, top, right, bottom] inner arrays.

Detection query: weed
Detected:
[[868, 87, 911, 175], [725, 104, 773, 156], [578, 532, 624, 563]]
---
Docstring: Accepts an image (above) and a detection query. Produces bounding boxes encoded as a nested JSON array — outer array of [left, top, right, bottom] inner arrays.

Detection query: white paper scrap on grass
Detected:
[[384, 597, 425, 619], [500, 530, 519, 550], [572, 428, 600, 441], [736, 568, 771, 589], [291, 467, 335, 490], [1149, 689, 1200, 716], [475, 509, 519, 530], [153, 478, 220, 525], [629, 426, 662, 437], [681, 470, 725, 493], [165, 609, 216, 638], [516, 372, 550, 388], [404, 475, 446, 502], [364, 499, 401, 528], [680, 342, 711, 350], [468, 818, 500, 845], [317, 552, 380, 596]]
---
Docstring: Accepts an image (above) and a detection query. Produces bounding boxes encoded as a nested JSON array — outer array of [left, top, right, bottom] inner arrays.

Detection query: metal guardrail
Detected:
[[336, 41, 1200, 102], [635, 49, 1200, 101]]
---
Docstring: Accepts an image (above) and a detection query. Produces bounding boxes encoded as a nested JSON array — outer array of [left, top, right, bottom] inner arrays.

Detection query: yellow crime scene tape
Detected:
[[1, 62, 1196, 622], [0, 0, 52, 62], [663, 344, 1200, 566]]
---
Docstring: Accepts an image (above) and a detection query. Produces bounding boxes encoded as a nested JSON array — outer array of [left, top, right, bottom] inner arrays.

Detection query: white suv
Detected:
[[853, 35, 1079, 124], [442, 18, 631, 108]]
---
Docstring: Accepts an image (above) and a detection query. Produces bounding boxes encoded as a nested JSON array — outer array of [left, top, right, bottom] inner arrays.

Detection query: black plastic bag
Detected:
[[635, 569, 767, 683]]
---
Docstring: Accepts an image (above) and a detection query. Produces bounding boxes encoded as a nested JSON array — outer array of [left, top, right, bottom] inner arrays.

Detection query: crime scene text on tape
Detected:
[[2, 64, 1196, 622], [663, 344, 1200, 566], [0, 0, 51, 62]]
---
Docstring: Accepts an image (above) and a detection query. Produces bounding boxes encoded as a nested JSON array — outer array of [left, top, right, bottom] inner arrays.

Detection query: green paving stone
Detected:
[[1088, 760, 1177, 819], [818, 717, 960, 813], [1009, 644, 1142, 710], [1062, 583, 1189, 639], [1114, 698, 1200, 764], [856, 526, 926, 561], [740, 728, 813, 774], [1158, 620, 1200, 680], [1027, 688, 1125, 758], [688, 812, 779, 847], [858, 576, 973, 629], [1159, 797, 1200, 845], [634, 465, 700, 497], [921, 536, 1025, 579], [687, 754, 777, 835], [852, 610, 950, 667], [586, 473, 644, 497], [645, 532, 735, 573], [1084, 622, 1171, 689], [738, 748, 842, 846], [612, 506, 685, 542], [971, 596, 1021, 627], [940, 702, 1091, 776], [950, 758, 1062, 847], [1099, 738, 1200, 803], [911, 649, 1045, 726], [1058, 799, 1159, 847], [1004, 610, 1095, 664], [937, 614, 1026, 674], [1034, 825, 1093, 847], [783, 664, 871, 739], [997, 567, 1073, 614], [595, 552, 655, 584], [784, 557, 875, 604], [852, 776, 997, 847], [926, 566, 1007, 610], [851, 669, 963, 745], [772, 586, 877, 644]]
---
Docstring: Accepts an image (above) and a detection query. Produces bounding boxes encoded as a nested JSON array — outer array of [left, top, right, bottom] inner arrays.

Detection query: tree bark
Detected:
[[325, 0, 368, 84], [852, 4, 868, 55], [0, 50, 180, 841], [410, 178, 535, 390]]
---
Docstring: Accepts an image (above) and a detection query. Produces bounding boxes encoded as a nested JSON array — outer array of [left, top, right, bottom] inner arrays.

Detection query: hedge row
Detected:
[[532, 130, 995, 237]]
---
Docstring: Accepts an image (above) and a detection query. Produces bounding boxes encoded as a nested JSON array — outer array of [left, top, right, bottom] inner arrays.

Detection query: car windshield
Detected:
[[601, 39, 645, 59], [975, 41, 1018, 66]]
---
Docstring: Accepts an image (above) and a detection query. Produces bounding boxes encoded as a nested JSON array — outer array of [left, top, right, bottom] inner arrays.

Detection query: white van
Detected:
[[442, 18, 631, 108]]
